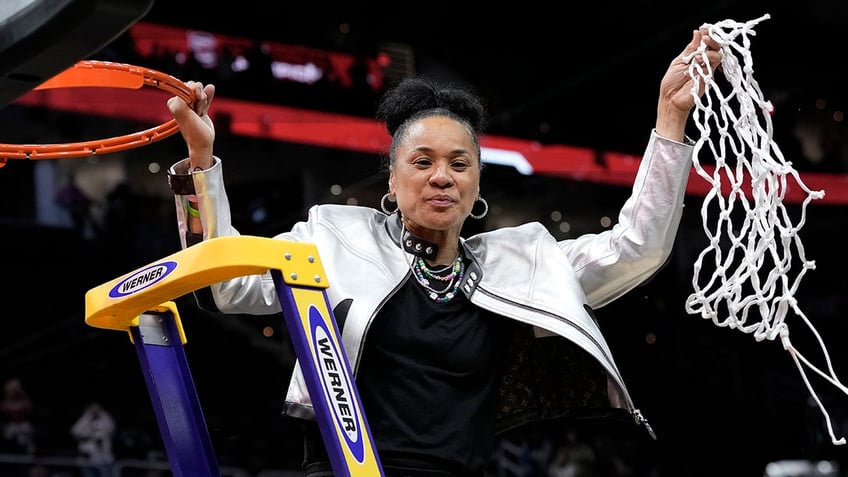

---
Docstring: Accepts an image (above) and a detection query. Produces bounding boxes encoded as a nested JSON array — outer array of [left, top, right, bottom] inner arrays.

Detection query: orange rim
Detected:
[[0, 60, 193, 164]]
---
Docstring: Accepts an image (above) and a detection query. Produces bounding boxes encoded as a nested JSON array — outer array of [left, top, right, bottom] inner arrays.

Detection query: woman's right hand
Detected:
[[168, 81, 216, 170]]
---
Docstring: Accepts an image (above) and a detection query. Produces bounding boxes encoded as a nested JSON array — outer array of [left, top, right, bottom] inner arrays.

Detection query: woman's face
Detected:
[[389, 115, 480, 238]]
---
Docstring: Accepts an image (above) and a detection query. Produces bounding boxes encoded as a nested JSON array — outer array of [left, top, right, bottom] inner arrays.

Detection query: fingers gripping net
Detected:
[[685, 14, 847, 445]]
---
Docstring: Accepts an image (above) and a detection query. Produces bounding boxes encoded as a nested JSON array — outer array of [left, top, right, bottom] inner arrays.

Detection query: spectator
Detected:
[[0, 378, 36, 455], [70, 402, 116, 477]]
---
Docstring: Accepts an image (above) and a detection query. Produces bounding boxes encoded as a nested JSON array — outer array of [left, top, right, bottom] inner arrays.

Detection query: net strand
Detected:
[[685, 14, 845, 445]]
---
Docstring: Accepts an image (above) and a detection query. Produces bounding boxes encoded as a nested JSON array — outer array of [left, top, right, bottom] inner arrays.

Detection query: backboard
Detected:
[[0, 0, 154, 108]]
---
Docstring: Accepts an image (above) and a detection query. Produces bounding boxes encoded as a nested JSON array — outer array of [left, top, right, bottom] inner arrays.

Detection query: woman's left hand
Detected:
[[656, 28, 722, 140]]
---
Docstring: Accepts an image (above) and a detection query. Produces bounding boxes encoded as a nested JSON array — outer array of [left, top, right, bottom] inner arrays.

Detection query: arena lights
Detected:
[[128, 22, 386, 92], [13, 85, 848, 205]]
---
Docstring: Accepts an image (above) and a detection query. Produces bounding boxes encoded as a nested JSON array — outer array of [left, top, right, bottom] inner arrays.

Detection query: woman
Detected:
[[165, 29, 721, 477]]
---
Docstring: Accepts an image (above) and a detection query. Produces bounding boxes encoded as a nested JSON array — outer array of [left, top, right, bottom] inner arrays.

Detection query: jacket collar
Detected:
[[384, 213, 481, 296], [385, 213, 439, 261]]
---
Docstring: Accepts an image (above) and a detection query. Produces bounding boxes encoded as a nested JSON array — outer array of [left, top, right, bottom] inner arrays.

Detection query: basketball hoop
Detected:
[[0, 60, 193, 165]]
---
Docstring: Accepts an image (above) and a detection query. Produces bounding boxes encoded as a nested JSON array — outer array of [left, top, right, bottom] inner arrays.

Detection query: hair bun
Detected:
[[376, 76, 487, 137]]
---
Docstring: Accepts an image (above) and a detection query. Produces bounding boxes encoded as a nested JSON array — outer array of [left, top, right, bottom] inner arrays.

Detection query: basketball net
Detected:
[[684, 14, 846, 445]]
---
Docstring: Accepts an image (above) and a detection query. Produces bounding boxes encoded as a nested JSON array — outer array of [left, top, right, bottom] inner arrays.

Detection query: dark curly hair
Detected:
[[375, 76, 488, 168]]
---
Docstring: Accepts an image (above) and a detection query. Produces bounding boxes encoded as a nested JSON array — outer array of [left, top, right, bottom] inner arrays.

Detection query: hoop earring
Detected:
[[381, 193, 398, 215], [469, 196, 488, 220]]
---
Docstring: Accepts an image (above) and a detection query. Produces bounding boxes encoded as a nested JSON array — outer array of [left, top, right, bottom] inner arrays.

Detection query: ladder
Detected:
[[84, 235, 384, 476]]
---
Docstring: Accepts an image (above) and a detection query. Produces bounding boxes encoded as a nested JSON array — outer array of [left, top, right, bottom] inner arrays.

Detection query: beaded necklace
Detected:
[[412, 255, 465, 303], [399, 224, 466, 303]]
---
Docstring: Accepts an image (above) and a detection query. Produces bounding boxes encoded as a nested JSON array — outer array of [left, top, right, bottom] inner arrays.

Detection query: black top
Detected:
[[302, 256, 515, 474], [357, 271, 513, 472]]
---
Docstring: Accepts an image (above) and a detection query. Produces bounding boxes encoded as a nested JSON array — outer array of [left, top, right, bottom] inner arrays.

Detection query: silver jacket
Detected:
[[170, 130, 694, 437]]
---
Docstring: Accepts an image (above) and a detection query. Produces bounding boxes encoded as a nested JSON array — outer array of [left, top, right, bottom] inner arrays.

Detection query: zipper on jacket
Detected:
[[473, 285, 612, 365], [633, 408, 656, 440], [473, 285, 647, 423], [351, 270, 411, 374]]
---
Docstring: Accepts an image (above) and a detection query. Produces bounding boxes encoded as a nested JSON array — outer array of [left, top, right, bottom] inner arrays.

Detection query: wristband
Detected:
[[167, 165, 206, 195], [187, 202, 200, 218], [168, 172, 195, 195]]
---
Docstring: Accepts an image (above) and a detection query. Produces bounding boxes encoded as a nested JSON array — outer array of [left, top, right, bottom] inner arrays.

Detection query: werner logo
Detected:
[[309, 306, 365, 462], [108, 261, 178, 298]]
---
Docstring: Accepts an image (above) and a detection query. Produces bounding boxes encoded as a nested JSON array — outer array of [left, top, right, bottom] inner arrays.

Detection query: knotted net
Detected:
[[684, 14, 846, 445]]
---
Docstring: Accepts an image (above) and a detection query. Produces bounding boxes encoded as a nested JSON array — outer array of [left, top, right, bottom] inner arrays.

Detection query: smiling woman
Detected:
[[160, 28, 725, 476], [1, 2, 846, 475]]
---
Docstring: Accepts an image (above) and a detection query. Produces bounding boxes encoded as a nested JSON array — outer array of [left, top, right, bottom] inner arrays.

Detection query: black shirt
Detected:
[[355, 271, 513, 472]]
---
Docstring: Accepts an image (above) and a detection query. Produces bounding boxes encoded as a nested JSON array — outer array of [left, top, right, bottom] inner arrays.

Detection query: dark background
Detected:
[[1, 0, 847, 476], [141, 0, 848, 159]]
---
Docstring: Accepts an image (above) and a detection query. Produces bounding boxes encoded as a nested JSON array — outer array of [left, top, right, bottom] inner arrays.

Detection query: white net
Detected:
[[684, 14, 847, 445]]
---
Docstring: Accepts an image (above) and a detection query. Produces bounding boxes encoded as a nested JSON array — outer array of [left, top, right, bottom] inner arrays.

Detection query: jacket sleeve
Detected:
[[561, 129, 694, 308], [168, 157, 287, 315]]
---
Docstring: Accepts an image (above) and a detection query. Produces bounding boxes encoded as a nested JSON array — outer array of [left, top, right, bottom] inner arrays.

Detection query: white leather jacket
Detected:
[[169, 130, 694, 438]]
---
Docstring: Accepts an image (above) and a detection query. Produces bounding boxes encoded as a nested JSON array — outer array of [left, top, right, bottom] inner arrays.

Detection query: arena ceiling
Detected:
[[141, 0, 848, 165]]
